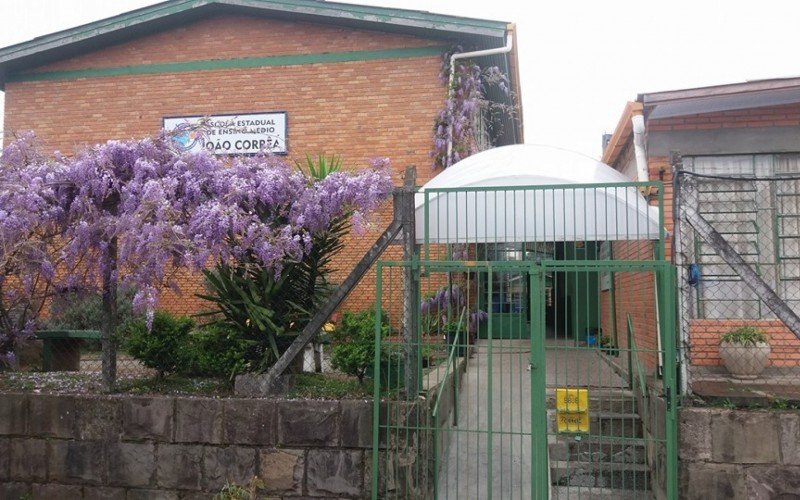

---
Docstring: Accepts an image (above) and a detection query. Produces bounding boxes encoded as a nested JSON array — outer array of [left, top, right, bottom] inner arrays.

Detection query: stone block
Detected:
[[0, 482, 30, 500], [779, 412, 800, 465], [9, 437, 48, 481], [306, 449, 363, 497], [679, 408, 712, 461], [49, 440, 106, 484], [745, 465, 800, 499], [180, 492, 218, 500], [122, 397, 174, 442], [175, 397, 222, 444], [156, 443, 203, 490], [679, 461, 747, 500], [83, 486, 127, 500], [364, 450, 382, 499], [75, 396, 121, 440], [202, 446, 257, 491], [340, 400, 373, 448], [278, 400, 339, 446], [126, 489, 179, 500], [222, 399, 276, 445], [0, 393, 27, 435], [107, 442, 155, 487], [32, 483, 84, 498], [28, 394, 76, 438], [258, 448, 304, 495], [711, 410, 781, 463], [0, 438, 9, 481]]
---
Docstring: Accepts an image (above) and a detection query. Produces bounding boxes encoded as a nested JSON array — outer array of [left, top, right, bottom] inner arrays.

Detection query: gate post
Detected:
[[529, 267, 549, 500], [659, 263, 679, 500]]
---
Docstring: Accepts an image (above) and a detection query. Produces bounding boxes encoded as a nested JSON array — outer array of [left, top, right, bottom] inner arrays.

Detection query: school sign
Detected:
[[163, 112, 287, 155]]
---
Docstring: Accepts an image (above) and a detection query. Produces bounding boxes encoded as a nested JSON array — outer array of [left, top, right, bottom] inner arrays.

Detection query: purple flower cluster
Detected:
[[420, 283, 487, 333], [0, 130, 393, 357], [0, 133, 68, 364], [432, 49, 511, 169]]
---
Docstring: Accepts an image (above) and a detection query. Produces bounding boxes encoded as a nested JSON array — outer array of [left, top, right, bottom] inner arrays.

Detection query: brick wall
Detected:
[[689, 319, 800, 367], [600, 264, 660, 371], [3, 13, 448, 317], [648, 112, 800, 371], [648, 103, 800, 132], [598, 156, 671, 372]]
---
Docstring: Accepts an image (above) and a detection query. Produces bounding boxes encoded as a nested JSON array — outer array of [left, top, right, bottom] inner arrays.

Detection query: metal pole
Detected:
[[371, 264, 384, 500], [101, 237, 118, 392], [672, 153, 691, 397], [660, 264, 679, 500]]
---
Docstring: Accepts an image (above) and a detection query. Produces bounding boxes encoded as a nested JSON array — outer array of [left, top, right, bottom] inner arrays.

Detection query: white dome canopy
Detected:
[[415, 144, 661, 244]]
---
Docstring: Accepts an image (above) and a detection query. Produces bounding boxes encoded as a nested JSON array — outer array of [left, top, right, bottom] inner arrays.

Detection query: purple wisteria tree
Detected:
[[0, 131, 393, 386], [432, 48, 512, 169], [0, 133, 73, 367]]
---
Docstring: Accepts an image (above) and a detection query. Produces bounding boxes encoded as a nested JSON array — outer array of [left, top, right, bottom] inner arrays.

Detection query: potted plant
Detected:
[[598, 334, 619, 357], [719, 326, 771, 379]]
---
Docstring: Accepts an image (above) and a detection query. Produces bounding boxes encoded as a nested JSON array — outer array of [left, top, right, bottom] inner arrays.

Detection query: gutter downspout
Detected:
[[632, 114, 648, 183], [446, 34, 514, 168], [633, 112, 666, 377]]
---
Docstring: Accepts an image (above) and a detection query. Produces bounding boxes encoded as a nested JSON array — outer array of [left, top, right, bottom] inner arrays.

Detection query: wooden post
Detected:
[[254, 166, 419, 396], [258, 220, 403, 392], [398, 166, 420, 398]]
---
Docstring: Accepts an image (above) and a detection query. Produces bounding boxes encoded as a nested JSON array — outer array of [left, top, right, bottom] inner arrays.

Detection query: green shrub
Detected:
[[721, 326, 768, 346], [45, 286, 139, 330], [330, 309, 390, 383], [186, 323, 252, 379], [123, 311, 195, 378]]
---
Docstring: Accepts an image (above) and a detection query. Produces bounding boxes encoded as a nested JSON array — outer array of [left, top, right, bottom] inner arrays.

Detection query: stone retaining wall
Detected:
[[679, 407, 800, 499], [0, 393, 375, 499]]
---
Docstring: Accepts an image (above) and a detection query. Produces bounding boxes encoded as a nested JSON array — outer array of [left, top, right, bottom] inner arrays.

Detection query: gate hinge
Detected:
[[665, 386, 672, 411]]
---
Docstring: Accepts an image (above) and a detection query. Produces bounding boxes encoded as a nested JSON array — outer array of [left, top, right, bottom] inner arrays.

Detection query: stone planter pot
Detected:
[[719, 341, 771, 379]]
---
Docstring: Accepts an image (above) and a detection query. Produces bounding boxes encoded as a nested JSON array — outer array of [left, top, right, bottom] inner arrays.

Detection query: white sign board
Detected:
[[163, 112, 287, 155]]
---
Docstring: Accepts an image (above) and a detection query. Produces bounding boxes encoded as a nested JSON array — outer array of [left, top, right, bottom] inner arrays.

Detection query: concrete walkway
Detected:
[[436, 339, 626, 499]]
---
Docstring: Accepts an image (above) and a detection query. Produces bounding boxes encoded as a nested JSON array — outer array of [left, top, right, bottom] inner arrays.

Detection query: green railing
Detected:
[[432, 307, 466, 500]]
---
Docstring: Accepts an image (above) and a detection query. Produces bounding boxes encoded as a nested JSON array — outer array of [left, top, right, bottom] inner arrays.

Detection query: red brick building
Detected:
[[0, 0, 522, 315], [602, 79, 800, 391]]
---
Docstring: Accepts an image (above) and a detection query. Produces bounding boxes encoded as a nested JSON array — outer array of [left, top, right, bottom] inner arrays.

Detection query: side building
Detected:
[[603, 79, 800, 396]]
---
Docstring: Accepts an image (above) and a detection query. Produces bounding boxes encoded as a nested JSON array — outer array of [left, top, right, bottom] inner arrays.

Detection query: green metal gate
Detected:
[[371, 182, 678, 499]]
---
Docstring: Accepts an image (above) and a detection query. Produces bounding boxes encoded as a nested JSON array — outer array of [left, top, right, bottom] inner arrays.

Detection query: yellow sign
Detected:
[[555, 388, 588, 413], [556, 411, 590, 433]]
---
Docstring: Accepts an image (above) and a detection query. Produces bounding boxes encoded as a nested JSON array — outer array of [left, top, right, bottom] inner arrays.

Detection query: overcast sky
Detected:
[[2, 0, 799, 159]]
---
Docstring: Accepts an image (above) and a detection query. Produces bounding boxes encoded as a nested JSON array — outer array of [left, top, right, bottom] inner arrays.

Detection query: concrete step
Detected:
[[551, 485, 654, 499], [546, 409, 644, 438], [550, 460, 651, 491], [548, 435, 647, 464]]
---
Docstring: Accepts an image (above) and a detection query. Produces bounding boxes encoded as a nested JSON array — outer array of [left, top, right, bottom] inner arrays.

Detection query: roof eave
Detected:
[[0, 0, 510, 88], [601, 101, 642, 167]]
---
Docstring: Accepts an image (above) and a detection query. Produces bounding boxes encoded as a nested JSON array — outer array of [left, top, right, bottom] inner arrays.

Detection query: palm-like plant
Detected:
[[198, 155, 355, 371]]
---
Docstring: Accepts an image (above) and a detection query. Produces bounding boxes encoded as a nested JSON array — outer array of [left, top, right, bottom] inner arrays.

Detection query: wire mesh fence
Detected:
[[675, 162, 800, 404]]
